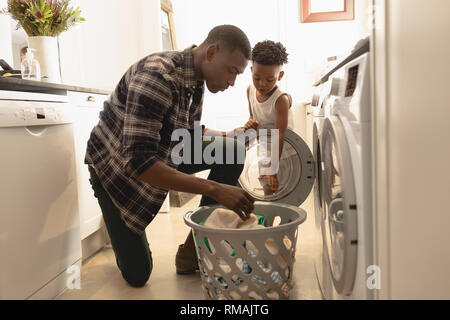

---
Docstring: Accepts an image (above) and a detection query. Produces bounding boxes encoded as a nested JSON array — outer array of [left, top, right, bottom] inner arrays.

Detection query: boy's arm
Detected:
[[262, 94, 290, 190], [247, 85, 254, 119], [274, 94, 291, 160], [244, 85, 259, 130]]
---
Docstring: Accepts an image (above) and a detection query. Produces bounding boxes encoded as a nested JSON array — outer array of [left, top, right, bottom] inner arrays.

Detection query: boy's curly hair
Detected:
[[251, 40, 288, 66]]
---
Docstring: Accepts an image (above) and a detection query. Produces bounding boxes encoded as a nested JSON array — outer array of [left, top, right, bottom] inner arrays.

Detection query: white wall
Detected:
[[0, 0, 13, 66], [373, 0, 450, 299], [59, 0, 161, 91]]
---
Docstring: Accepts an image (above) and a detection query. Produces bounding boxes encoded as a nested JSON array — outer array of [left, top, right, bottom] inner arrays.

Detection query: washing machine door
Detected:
[[238, 128, 314, 207], [320, 117, 358, 296], [313, 119, 324, 225]]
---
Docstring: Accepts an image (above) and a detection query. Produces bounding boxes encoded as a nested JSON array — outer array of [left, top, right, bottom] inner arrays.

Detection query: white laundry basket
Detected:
[[184, 201, 307, 300]]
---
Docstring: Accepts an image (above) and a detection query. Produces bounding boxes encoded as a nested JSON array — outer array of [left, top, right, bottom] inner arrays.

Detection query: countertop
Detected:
[[0, 76, 111, 96]]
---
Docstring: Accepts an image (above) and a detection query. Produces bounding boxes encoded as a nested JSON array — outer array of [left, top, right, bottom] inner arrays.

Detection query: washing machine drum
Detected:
[[238, 128, 314, 207]]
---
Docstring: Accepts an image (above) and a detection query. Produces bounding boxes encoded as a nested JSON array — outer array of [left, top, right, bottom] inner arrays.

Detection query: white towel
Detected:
[[204, 208, 265, 230]]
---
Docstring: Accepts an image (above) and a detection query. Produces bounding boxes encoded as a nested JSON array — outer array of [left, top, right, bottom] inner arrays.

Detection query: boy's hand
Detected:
[[243, 119, 260, 131], [259, 174, 279, 191]]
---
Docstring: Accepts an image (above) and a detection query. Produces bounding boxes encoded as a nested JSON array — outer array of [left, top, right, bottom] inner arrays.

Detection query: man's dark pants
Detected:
[[88, 136, 245, 287]]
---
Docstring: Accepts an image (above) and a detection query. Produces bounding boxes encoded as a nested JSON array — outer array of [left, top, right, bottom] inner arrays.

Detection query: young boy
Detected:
[[243, 40, 294, 194]]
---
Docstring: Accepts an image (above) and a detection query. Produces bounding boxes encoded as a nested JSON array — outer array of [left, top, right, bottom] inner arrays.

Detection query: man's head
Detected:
[[195, 25, 251, 93], [251, 40, 288, 96]]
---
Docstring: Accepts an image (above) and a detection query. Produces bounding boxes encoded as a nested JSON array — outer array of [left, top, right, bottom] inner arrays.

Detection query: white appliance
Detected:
[[317, 48, 373, 300], [371, 0, 450, 299], [309, 77, 336, 298], [70, 91, 108, 240], [0, 90, 81, 299]]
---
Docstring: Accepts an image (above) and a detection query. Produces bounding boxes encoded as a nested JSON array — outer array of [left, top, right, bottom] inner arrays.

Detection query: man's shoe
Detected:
[[175, 244, 199, 274]]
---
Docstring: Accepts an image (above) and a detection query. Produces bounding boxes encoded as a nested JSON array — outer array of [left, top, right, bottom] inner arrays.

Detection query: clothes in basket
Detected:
[[198, 208, 285, 292]]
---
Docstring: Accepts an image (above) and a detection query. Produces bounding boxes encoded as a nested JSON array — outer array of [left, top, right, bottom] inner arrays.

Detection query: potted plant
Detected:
[[2, 0, 85, 83]]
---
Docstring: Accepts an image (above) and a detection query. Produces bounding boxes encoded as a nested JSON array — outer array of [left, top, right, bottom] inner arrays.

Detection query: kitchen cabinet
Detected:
[[70, 90, 109, 241]]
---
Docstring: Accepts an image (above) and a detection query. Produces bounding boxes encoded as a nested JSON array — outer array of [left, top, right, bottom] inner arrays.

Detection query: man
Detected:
[[85, 25, 255, 287]]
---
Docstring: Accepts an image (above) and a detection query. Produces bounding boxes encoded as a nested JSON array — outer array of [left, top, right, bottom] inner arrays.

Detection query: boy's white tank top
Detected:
[[248, 85, 295, 130], [248, 85, 296, 160]]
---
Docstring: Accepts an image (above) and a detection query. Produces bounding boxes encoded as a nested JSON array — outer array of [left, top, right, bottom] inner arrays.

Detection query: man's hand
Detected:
[[208, 182, 255, 220]]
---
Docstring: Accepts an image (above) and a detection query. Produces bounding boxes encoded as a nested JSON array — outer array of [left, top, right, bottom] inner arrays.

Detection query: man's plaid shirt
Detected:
[[85, 46, 205, 234]]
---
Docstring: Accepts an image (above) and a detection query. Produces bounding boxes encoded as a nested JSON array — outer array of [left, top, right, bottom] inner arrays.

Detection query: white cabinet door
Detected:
[[70, 91, 108, 240]]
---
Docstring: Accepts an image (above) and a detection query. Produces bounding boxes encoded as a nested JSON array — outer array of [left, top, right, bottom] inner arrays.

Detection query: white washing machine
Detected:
[[238, 127, 315, 209], [309, 78, 334, 297], [236, 78, 340, 299], [318, 48, 373, 300]]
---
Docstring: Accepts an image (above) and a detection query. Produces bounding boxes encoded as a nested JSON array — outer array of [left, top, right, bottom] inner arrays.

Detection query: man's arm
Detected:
[[123, 72, 254, 218], [137, 162, 254, 220]]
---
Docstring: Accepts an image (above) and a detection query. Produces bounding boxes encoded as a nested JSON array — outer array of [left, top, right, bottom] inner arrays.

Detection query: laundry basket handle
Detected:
[[184, 207, 204, 225], [185, 210, 194, 220]]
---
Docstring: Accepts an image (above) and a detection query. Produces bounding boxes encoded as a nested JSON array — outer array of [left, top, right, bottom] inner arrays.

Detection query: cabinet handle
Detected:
[[87, 96, 96, 102]]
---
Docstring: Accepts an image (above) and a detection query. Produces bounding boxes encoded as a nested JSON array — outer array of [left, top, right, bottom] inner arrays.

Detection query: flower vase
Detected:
[[28, 36, 61, 83]]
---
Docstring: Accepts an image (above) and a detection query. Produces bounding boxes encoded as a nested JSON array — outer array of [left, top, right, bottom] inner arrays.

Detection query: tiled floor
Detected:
[[58, 192, 322, 300]]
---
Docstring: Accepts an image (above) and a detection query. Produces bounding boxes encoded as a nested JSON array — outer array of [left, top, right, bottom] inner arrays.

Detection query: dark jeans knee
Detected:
[[88, 166, 153, 288], [121, 260, 152, 288]]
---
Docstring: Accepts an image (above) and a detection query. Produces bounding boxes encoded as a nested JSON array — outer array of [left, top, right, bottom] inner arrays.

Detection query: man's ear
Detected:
[[206, 44, 218, 62], [278, 70, 285, 81]]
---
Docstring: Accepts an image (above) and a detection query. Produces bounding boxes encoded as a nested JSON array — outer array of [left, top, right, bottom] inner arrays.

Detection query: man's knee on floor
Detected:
[[120, 259, 153, 288]]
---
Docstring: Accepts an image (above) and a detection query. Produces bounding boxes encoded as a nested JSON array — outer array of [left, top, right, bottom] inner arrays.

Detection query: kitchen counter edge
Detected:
[[0, 77, 111, 96]]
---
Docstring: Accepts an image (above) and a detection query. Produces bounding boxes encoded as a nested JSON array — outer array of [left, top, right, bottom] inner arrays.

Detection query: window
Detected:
[[300, 0, 354, 23]]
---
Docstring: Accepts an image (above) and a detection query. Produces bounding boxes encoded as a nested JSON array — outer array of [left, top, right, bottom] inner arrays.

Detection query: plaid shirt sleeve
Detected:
[[122, 71, 174, 177]]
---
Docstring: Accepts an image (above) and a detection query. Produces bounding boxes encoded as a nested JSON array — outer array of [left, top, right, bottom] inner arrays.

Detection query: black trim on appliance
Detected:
[[314, 37, 370, 87]]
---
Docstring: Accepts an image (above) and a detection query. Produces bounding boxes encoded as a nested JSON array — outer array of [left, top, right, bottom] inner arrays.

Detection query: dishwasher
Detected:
[[0, 90, 81, 299]]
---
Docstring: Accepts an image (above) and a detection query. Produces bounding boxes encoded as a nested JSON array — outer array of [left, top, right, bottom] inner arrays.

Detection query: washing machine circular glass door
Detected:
[[238, 128, 314, 207], [320, 117, 358, 295]]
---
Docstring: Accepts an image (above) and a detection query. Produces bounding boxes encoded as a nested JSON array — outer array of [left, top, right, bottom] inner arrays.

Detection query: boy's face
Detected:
[[251, 62, 284, 96], [202, 45, 248, 93]]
